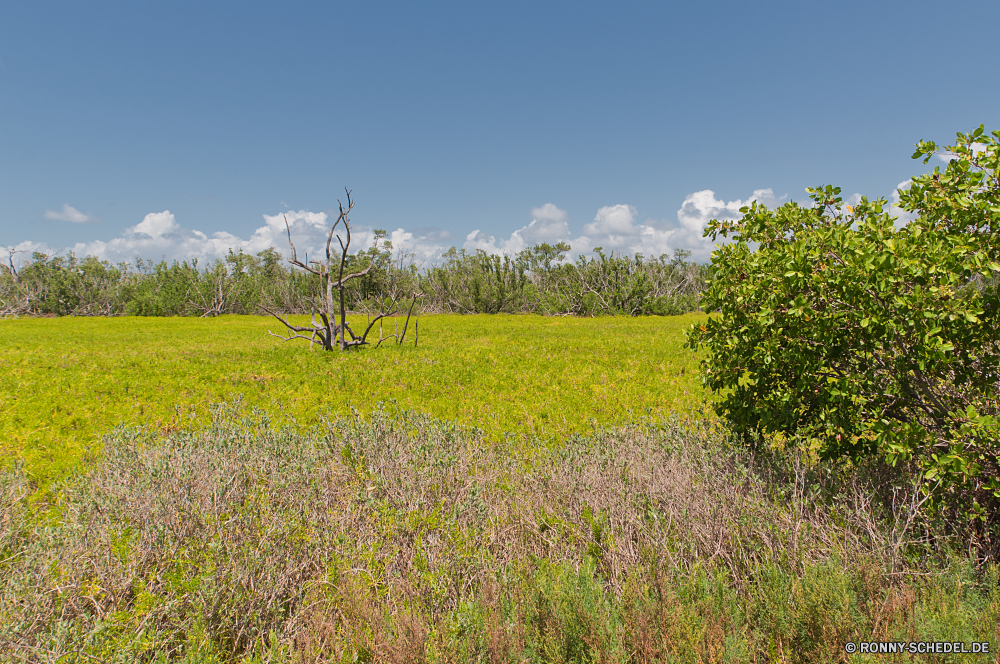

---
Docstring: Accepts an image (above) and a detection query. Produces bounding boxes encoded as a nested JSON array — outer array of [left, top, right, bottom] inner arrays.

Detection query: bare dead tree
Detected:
[[0, 247, 32, 317], [186, 261, 245, 318], [188, 279, 240, 318], [3, 247, 22, 283], [261, 189, 419, 351]]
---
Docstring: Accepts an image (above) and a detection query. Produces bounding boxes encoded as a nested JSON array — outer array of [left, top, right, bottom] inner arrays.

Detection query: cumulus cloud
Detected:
[[584, 204, 638, 237], [6, 209, 326, 266], [12, 189, 802, 270], [531, 203, 568, 223], [459, 191, 790, 263], [8, 208, 451, 269], [678, 189, 783, 234], [574, 190, 784, 260], [565, 204, 676, 258], [661, 188, 785, 258], [463, 230, 502, 255], [386, 227, 451, 265], [43, 204, 100, 223], [61, 210, 196, 263], [463, 204, 571, 255], [132, 210, 179, 238]]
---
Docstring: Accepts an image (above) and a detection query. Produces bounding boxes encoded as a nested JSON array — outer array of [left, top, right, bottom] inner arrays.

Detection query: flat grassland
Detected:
[[5, 313, 998, 662], [0, 313, 706, 483]]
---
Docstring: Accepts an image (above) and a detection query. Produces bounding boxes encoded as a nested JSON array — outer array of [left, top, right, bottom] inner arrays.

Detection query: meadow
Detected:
[[0, 313, 705, 486], [2, 313, 998, 663]]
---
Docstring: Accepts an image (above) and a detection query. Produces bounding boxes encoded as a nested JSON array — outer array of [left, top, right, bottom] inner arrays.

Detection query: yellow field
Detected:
[[0, 313, 708, 484]]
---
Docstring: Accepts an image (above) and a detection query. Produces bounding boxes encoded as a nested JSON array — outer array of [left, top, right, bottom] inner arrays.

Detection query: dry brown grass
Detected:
[[1, 404, 997, 662]]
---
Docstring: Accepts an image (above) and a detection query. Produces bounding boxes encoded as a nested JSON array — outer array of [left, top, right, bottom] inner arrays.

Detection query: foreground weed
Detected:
[[1, 405, 997, 662]]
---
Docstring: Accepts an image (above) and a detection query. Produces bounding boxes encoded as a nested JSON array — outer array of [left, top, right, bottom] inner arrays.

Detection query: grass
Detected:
[[3, 406, 997, 662], [4, 312, 997, 661], [0, 313, 705, 486]]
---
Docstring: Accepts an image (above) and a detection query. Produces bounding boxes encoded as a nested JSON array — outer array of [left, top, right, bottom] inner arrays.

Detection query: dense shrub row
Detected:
[[2, 405, 996, 662], [0, 242, 708, 318]]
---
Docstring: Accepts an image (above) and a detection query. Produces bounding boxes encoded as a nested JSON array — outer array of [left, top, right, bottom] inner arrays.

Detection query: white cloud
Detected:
[[508, 217, 572, 253], [463, 203, 571, 255], [531, 203, 568, 223], [567, 204, 678, 258], [584, 204, 638, 237], [677, 189, 783, 235], [9, 207, 451, 270], [890, 180, 918, 226], [464, 229, 503, 255], [8, 209, 326, 266], [12, 189, 800, 270], [131, 210, 179, 238], [43, 204, 100, 223], [668, 188, 786, 258], [387, 227, 451, 265], [459, 192, 790, 263], [253, 210, 333, 260]]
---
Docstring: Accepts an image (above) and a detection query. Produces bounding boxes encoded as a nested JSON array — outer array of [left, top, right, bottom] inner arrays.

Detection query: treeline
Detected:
[[0, 241, 708, 317]]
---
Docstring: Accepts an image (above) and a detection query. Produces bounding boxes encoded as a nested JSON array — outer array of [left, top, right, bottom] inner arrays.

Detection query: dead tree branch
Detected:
[[1, 248, 32, 317], [263, 190, 419, 351]]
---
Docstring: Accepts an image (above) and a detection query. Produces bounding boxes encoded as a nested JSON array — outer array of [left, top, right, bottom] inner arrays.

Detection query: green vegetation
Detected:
[[4, 125, 1000, 661], [1, 241, 707, 318], [689, 127, 1000, 562], [0, 313, 704, 486], [424, 245, 706, 316], [3, 407, 997, 662]]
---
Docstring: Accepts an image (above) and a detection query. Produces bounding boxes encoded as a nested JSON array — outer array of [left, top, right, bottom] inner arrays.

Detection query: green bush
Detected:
[[2, 241, 707, 319], [687, 126, 1000, 558]]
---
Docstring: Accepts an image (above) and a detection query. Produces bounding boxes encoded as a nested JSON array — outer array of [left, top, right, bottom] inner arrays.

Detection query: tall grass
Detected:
[[3, 405, 996, 662]]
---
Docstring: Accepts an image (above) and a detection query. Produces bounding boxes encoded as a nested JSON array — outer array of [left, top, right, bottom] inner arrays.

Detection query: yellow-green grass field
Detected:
[[1, 313, 708, 485]]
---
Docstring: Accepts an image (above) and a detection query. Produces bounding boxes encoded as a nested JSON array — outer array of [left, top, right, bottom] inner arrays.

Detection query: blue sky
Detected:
[[2, 0, 998, 265]]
